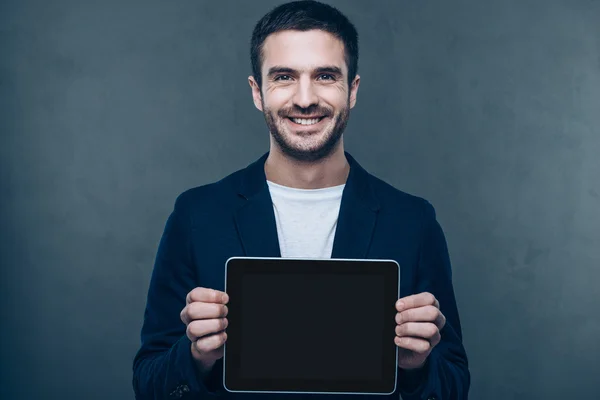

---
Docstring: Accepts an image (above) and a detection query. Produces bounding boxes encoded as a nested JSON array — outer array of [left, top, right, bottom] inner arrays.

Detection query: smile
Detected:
[[288, 117, 325, 126]]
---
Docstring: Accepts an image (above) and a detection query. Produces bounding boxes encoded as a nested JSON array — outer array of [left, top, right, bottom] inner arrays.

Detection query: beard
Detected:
[[261, 98, 350, 162]]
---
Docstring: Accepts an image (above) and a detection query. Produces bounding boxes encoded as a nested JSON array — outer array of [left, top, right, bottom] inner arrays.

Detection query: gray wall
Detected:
[[1, 0, 599, 399]]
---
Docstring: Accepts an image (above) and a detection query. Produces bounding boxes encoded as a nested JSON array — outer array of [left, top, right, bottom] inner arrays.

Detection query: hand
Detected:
[[395, 292, 446, 370], [180, 287, 229, 373]]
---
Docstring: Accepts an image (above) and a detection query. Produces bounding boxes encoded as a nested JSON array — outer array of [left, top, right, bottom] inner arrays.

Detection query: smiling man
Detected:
[[133, 1, 470, 399]]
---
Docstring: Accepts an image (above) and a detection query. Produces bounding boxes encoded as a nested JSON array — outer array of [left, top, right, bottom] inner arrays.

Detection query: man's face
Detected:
[[250, 29, 360, 162]]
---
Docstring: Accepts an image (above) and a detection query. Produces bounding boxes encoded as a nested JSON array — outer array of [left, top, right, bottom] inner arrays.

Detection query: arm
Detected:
[[397, 201, 470, 400], [132, 195, 222, 399]]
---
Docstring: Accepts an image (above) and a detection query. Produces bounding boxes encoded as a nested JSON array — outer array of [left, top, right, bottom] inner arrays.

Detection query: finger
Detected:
[[429, 330, 442, 347], [435, 310, 446, 330], [186, 318, 228, 342], [181, 302, 228, 325], [396, 305, 440, 325], [395, 322, 438, 340], [194, 331, 228, 354], [186, 287, 229, 305], [396, 292, 437, 312], [394, 336, 431, 354], [395, 323, 442, 349]]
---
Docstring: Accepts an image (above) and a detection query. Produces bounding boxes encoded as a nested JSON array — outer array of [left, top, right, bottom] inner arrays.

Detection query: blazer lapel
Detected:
[[330, 152, 381, 259], [234, 152, 282, 257]]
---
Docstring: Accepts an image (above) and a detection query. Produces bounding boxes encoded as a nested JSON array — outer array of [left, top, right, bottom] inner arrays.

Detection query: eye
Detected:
[[317, 74, 335, 81], [274, 75, 292, 81]]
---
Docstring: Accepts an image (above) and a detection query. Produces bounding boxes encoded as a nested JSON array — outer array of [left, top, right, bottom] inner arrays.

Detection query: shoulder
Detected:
[[171, 166, 246, 213], [367, 173, 437, 221]]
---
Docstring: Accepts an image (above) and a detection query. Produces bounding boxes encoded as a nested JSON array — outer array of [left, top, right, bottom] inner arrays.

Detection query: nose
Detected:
[[292, 76, 319, 109]]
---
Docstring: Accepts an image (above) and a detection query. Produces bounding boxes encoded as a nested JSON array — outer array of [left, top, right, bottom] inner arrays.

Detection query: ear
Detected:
[[248, 76, 263, 111], [349, 74, 360, 109]]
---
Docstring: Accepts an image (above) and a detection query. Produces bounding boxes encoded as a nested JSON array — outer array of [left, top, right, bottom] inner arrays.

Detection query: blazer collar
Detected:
[[234, 151, 380, 258]]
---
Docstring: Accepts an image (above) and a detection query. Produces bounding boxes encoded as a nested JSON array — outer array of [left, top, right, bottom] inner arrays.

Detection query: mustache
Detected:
[[277, 105, 333, 118]]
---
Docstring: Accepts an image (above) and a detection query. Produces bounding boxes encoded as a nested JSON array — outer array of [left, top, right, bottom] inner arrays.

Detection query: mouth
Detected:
[[286, 116, 327, 126]]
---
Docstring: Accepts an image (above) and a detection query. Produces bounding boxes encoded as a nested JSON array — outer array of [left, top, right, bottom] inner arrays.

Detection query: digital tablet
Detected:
[[223, 257, 400, 395]]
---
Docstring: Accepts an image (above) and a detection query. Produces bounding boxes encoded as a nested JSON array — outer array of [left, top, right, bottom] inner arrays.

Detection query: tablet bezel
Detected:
[[222, 257, 400, 396]]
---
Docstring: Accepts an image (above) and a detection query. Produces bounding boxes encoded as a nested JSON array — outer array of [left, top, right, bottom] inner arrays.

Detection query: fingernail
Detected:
[[397, 301, 404, 309]]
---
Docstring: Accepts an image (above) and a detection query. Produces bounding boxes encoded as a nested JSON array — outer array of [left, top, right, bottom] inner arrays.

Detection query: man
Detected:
[[132, 1, 470, 399]]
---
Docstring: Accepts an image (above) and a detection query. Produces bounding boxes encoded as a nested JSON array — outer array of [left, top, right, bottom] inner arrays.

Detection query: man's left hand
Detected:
[[395, 292, 446, 370]]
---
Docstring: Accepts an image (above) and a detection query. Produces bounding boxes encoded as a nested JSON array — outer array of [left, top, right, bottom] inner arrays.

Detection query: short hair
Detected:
[[250, 0, 359, 89]]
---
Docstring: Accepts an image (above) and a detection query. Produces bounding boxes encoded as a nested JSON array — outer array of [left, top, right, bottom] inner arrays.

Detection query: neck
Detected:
[[264, 141, 350, 189]]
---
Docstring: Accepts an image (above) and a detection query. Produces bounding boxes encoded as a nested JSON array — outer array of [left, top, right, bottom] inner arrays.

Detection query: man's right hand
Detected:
[[180, 287, 229, 374]]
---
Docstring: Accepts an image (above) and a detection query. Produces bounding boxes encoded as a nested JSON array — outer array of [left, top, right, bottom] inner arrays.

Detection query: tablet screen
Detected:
[[224, 257, 399, 395]]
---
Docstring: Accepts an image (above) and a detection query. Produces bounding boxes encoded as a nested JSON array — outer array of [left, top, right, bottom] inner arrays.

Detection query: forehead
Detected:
[[261, 29, 347, 74]]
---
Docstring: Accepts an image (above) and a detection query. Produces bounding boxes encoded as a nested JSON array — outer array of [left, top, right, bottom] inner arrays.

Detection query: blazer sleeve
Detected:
[[132, 194, 222, 399], [397, 200, 471, 400]]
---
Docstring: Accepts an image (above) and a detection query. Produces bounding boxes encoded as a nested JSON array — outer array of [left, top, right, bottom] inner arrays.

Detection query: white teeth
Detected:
[[291, 118, 321, 125]]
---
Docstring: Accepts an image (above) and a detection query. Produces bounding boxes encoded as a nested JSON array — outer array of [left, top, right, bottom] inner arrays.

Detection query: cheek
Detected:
[[320, 88, 348, 109], [264, 89, 292, 109]]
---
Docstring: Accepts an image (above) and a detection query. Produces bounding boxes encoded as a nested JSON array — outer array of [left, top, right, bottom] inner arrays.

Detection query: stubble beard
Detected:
[[261, 97, 350, 163]]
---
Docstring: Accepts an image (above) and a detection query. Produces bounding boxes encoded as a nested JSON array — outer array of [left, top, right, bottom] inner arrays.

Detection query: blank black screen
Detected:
[[240, 273, 385, 380]]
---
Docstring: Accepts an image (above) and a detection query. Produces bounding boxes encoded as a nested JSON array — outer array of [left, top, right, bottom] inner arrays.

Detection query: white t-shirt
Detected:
[[266, 180, 345, 259]]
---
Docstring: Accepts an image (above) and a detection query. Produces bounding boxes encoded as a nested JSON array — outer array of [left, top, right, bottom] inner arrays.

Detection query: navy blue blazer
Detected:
[[132, 151, 470, 400]]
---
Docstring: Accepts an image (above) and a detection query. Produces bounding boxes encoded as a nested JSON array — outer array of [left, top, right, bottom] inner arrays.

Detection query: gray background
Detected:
[[1, 0, 599, 399]]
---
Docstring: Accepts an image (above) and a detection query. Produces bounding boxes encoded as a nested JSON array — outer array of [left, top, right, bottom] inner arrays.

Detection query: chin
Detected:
[[279, 137, 340, 161]]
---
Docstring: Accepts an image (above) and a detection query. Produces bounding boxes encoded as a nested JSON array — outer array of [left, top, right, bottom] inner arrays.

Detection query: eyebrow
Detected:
[[266, 65, 343, 77]]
